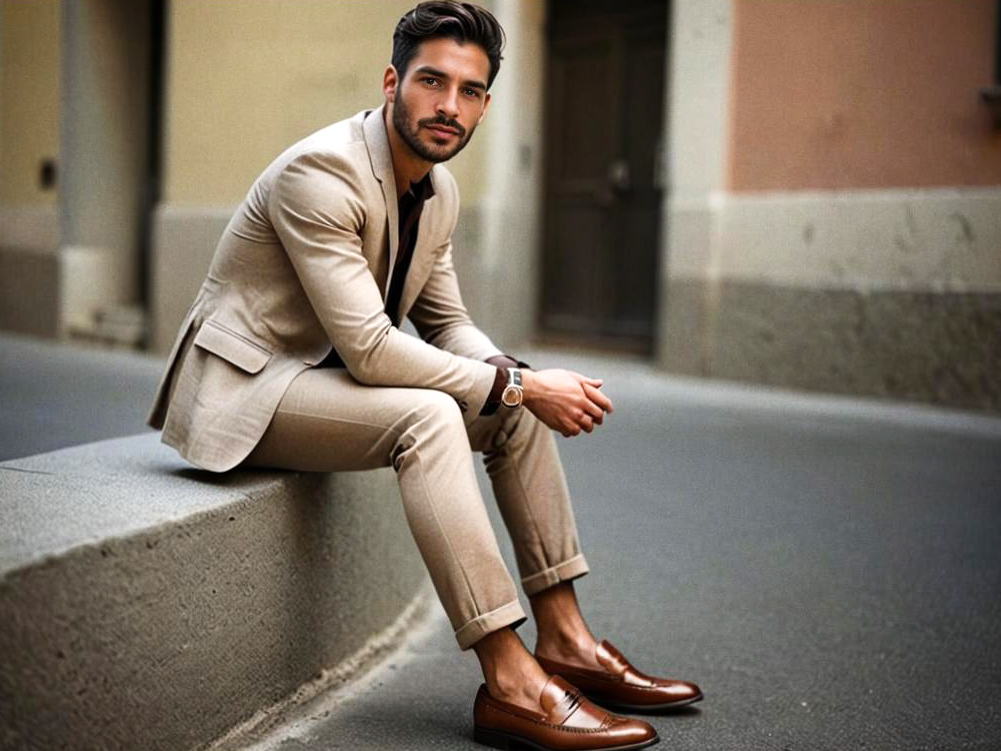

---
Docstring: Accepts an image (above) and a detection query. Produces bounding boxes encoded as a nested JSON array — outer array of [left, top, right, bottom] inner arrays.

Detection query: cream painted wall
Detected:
[[163, 0, 490, 206], [0, 0, 61, 206]]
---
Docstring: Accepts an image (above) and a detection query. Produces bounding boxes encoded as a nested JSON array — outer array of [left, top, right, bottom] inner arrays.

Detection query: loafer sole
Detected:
[[474, 726, 660, 751], [588, 692, 703, 713]]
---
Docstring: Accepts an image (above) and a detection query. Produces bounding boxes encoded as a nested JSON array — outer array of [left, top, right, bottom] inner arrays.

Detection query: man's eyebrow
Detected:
[[413, 65, 487, 91]]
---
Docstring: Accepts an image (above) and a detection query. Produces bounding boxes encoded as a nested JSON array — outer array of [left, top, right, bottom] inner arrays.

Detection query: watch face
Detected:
[[502, 385, 523, 407]]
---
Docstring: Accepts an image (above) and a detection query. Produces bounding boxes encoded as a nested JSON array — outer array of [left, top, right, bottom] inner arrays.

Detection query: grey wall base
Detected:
[[0, 247, 61, 338], [0, 435, 427, 751], [660, 280, 1001, 413]]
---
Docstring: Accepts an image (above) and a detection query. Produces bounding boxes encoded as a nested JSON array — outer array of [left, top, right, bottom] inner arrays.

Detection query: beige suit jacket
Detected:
[[148, 106, 502, 472]]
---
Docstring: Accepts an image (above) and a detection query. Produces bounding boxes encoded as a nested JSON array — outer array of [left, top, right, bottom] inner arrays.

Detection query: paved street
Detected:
[[0, 334, 163, 462], [3, 335, 1000, 749]]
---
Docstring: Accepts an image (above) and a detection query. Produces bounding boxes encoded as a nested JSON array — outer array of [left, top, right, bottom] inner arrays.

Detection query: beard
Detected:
[[392, 86, 477, 163]]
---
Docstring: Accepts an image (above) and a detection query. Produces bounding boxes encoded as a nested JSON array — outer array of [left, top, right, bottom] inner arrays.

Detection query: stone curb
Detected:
[[0, 434, 426, 751]]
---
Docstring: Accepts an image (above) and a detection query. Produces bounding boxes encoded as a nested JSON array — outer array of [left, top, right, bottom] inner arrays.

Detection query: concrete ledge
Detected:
[[0, 434, 428, 751]]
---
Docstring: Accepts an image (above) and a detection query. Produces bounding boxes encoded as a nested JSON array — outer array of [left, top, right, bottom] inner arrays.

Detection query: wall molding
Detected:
[[0, 204, 60, 253], [667, 187, 1001, 293]]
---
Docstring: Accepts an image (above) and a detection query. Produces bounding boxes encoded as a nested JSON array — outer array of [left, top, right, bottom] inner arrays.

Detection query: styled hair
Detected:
[[392, 1, 505, 89]]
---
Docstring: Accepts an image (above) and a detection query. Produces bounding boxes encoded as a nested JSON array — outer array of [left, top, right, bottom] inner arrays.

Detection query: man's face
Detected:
[[387, 37, 491, 164]]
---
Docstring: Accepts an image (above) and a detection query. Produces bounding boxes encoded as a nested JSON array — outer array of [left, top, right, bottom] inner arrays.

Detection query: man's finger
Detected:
[[569, 371, 604, 388], [580, 397, 604, 421], [583, 382, 614, 414]]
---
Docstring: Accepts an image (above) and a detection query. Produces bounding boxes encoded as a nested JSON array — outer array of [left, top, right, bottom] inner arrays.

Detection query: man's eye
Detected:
[[423, 77, 440, 87], [463, 88, 480, 98]]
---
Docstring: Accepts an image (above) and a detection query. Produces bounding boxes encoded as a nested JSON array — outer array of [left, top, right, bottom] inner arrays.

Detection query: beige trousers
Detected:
[[242, 367, 589, 649]]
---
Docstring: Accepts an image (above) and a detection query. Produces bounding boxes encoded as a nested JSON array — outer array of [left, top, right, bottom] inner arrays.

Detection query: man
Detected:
[[148, 3, 701, 749]]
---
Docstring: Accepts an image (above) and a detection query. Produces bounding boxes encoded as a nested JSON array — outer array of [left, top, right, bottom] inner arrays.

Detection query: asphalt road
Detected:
[[3, 334, 1000, 750], [0, 333, 164, 461]]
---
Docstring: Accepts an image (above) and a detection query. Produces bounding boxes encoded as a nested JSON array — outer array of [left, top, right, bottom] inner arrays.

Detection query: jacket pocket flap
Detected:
[[194, 321, 272, 374]]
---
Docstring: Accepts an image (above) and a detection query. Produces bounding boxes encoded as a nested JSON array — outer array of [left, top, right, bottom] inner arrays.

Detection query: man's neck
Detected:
[[384, 109, 432, 198]]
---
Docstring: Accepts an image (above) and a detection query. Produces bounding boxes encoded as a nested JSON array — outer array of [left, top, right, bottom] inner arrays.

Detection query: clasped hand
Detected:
[[520, 369, 614, 437]]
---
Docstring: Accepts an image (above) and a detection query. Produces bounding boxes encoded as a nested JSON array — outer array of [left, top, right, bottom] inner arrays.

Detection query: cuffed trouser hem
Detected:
[[454, 599, 528, 651], [520, 553, 590, 597]]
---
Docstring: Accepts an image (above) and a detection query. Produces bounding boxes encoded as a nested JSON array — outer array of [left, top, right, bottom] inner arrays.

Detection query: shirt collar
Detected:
[[402, 172, 436, 204]]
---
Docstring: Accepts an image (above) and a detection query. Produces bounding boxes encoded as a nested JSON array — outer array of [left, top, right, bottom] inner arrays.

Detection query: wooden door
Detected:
[[539, 0, 668, 352]]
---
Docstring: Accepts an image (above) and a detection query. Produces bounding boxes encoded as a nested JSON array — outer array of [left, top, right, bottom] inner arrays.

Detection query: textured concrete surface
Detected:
[[662, 280, 1001, 414], [237, 348, 1001, 751], [0, 436, 426, 751]]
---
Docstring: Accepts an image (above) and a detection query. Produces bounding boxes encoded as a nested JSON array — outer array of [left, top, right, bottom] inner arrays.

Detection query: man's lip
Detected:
[[426, 124, 460, 136]]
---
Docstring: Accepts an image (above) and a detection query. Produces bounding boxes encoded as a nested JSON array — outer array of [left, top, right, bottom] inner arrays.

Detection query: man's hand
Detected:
[[520, 369, 614, 437]]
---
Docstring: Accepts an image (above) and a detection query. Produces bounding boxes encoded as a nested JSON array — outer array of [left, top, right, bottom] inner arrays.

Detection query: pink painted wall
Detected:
[[729, 0, 1001, 191]]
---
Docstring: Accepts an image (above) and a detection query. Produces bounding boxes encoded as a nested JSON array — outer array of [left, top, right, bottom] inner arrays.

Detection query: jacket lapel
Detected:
[[362, 106, 398, 302]]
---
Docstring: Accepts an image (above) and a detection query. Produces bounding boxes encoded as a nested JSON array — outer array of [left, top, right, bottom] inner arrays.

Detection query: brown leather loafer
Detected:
[[536, 640, 703, 713], [473, 675, 659, 750]]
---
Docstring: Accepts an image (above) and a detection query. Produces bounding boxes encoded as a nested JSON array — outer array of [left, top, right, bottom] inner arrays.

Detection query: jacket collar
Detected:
[[363, 104, 394, 189]]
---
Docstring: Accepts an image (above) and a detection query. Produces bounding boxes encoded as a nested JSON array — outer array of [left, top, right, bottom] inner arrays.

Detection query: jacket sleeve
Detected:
[[408, 237, 506, 362], [269, 151, 497, 417]]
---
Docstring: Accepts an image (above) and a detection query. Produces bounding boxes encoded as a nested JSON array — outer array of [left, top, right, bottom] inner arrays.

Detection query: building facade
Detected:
[[1, 0, 998, 412]]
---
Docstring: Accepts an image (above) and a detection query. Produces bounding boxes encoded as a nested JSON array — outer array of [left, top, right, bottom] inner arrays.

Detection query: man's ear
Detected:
[[383, 65, 399, 103]]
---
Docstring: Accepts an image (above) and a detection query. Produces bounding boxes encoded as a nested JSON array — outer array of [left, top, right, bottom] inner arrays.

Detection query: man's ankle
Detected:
[[486, 662, 549, 709], [535, 627, 598, 664]]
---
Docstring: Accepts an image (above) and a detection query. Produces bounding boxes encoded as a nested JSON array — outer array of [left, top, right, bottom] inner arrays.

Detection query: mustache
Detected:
[[419, 115, 466, 137]]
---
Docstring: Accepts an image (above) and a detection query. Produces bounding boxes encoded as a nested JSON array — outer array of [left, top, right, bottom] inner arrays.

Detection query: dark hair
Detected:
[[392, 1, 505, 89]]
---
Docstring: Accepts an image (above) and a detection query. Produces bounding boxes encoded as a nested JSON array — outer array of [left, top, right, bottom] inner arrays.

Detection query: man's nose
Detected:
[[436, 87, 461, 119]]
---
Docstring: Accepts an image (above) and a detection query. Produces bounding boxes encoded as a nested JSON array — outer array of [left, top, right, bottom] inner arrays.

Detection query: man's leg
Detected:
[[466, 405, 704, 713], [467, 406, 590, 597], [243, 368, 526, 649], [466, 407, 600, 665]]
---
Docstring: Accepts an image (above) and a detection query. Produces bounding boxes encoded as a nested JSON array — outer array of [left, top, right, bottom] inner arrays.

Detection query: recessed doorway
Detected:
[[538, 0, 668, 353]]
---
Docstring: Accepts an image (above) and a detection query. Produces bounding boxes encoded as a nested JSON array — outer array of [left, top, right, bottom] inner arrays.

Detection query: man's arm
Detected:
[[407, 237, 504, 361], [406, 170, 614, 435], [408, 240, 613, 434], [269, 151, 497, 415]]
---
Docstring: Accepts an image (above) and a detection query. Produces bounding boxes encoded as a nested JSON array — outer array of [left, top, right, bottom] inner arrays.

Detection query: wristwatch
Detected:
[[501, 368, 524, 408]]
